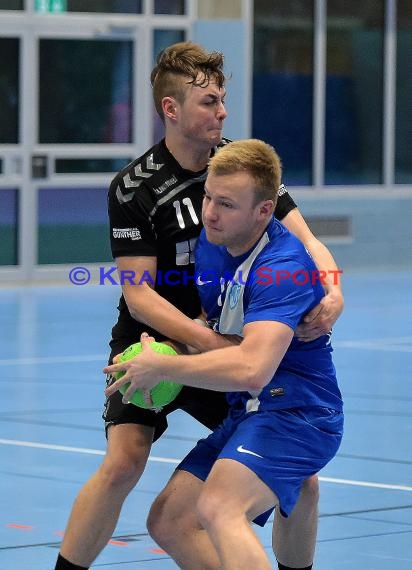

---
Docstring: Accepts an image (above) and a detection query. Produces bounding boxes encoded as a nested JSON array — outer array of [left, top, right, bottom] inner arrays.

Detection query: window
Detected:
[[0, 188, 18, 266], [154, 0, 185, 15], [0, 0, 23, 9], [39, 39, 133, 144], [64, 0, 142, 13], [253, 0, 314, 185], [325, 1, 384, 184], [0, 38, 19, 144], [395, 0, 412, 183], [37, 187, 111, 264]]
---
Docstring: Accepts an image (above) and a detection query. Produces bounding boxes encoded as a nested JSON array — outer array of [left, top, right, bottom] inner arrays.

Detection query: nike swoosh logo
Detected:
[[196, 276, 213, 286], [236, 445, 263, 458]]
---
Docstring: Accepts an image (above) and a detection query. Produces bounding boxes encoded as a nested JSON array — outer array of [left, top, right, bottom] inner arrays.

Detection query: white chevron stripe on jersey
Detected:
[[133, 163, 153, 178], [146, 153, 163, 170], [121, 156, 164, 192], [122, 158, 164, 190], [116, 186, 135, 204], [123, 173, 143, 188]]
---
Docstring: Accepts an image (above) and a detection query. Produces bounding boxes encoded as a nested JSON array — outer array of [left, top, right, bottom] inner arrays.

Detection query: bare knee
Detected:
[[99, 425, 153, 493], [197, 489, 228, 531], [148, 472, 205, 549], [300, 475, 320, 509], [98, 454, 141, 493], [147, 493, 174, 546]]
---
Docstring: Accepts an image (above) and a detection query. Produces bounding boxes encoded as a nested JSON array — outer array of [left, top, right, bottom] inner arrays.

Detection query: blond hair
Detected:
[[150, 41, 226, 121], [208, 139, 282, 205]]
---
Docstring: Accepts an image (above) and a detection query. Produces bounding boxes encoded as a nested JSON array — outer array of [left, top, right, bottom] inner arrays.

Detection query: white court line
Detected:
[[334, 341, 412, 353], [0, 355, 107, 365], [1, 438, 412, 491], [337, 336, 412, 344], [319, 476, 412, 493], [0, 438, 179, 464]]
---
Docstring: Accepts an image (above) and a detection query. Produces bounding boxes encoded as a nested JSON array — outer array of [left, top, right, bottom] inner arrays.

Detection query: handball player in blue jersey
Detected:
[[105, 139, 344, 570]]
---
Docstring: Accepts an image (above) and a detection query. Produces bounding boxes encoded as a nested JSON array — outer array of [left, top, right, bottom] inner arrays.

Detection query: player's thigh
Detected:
[[199, 458, 277, 523]]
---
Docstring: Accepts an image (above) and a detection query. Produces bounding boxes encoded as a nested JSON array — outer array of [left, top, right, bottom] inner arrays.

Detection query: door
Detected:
[[0, 13, 154, 283]]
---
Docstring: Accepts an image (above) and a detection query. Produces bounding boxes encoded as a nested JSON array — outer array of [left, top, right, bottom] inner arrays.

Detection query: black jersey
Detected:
[[108, 138, 297, 344]]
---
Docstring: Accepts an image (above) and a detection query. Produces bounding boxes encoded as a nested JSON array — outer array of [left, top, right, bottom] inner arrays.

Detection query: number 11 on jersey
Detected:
[[173, 198, 200, 229]]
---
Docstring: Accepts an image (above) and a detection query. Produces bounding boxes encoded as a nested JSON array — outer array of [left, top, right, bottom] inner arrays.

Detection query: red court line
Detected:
[[108, 539, 129, 546], [149, 548, 167, 554], [6, 523, 34, 530]]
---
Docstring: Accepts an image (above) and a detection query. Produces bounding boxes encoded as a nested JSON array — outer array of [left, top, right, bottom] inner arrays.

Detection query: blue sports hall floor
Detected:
[[1, 269, 411, 569]]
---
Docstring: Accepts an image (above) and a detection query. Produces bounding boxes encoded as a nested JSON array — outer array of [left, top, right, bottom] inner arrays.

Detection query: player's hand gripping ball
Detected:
[[116, 341, 182, 409]]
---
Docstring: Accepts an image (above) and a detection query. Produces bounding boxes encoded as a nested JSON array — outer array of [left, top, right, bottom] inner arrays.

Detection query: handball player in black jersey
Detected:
[[55, 41, 343, 570]]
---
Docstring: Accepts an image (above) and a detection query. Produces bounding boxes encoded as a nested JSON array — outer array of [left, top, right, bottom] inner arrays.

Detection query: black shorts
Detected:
[[103, 344, 229, 441]]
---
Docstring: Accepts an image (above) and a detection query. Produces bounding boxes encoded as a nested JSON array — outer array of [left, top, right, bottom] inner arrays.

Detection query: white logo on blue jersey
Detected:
[[228, 283, 242, 309]]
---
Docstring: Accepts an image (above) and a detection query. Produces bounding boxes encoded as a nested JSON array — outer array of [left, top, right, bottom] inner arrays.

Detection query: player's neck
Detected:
[[227, 221, 271, 257], [165, 137, 210, 173]]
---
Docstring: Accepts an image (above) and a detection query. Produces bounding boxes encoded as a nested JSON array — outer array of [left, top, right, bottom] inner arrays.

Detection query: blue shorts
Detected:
[[177, 406, 343, 526]]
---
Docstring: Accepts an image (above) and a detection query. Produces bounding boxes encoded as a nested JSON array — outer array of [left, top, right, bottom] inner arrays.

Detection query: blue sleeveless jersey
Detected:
[[195, 216, 343, 412]]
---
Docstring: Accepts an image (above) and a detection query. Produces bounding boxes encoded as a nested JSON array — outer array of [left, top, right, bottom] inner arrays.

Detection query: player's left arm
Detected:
[[104, 321, 293, 402], [281, 207, 344, 341]]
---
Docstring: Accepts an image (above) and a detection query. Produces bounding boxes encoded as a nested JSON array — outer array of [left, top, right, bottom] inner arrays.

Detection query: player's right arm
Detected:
[[116, 254, 234, 353]]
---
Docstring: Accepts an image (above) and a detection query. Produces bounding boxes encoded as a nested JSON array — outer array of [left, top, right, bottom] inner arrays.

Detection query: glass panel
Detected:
[[35, 0, 67, 12], [39, 39, 133, 144], [252, 0, 314, 185], [55, 157, 132, 174], [325, 1, 384, 184], [154, 0, 185, 15], [66, 0, 142, 13], [0, 188, 18, 266], [197, 0, 242, 19], [0, 0, 23, 9], [152, 29, 186, 144], [0, 38, 19, 144], [396, 0, 412, 183], [153, 29, 186, 65], [38, 187, 111, 264]]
